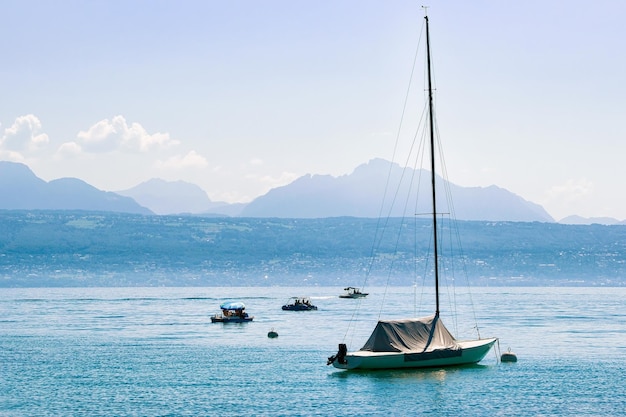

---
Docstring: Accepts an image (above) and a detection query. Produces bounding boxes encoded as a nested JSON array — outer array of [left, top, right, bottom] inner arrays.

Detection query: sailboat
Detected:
[[327, 15, 497, 370]]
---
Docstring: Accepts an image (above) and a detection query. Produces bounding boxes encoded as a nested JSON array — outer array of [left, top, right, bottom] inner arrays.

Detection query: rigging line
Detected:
[[386, 17, 426, 176], [439, 215, 460, 335], [366, 19, 427, 321], [409, 110, 435, 317], [367, 17, 426, 256], [422, 39, 463, 332], [410, 109, 431, 317], [419, 217, 435, 316], [431, 109, 460, 332], [432, 123, 460, 333], [376, 90, 431, 320], [342, 17, 426, 345], [422, 23, 478, 336], [455, 224, 481, 335], [377, 125, 428, 320], [365, 80, 428, 320], [433, 107, 481, 336]]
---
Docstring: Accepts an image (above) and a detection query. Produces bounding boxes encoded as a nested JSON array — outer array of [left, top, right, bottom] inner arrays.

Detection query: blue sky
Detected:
[[1, 0, 625, 220]]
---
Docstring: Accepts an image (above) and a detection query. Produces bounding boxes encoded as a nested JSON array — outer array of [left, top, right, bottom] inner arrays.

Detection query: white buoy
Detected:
[[501, 348, 517, 362]]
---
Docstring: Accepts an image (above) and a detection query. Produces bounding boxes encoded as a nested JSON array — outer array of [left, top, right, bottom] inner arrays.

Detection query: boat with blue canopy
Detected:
[[211, 301, 254, 323]]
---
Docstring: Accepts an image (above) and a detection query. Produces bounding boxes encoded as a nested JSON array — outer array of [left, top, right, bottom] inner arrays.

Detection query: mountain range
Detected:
[[0, 159, 620, 224], [0, 161, 150, 214], [238, 158, 552, 221]]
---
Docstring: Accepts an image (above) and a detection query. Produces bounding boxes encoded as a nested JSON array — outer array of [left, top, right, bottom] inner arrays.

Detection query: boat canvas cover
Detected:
[[360, 315, 460, 353], [220, 301, 245, 310]]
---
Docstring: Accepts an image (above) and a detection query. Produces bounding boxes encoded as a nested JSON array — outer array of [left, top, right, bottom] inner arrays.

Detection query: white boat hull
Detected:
[[332, 338, 497, 370]]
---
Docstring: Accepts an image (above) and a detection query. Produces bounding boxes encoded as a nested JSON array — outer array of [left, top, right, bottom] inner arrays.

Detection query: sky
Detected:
[[1, 0, 625, 221]]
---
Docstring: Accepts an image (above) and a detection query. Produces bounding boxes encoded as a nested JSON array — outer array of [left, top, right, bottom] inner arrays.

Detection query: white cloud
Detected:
[[0, 149, 26, 162], [546, 178, 594, 202], [0, 114, 49, 152], [541, 178, 597, 220], [76, 115, 180, 153], [56, 141, 83, 157], [247, 171, 299, 187], [155, 150, 208, 169], [210, 171, 299, 204]]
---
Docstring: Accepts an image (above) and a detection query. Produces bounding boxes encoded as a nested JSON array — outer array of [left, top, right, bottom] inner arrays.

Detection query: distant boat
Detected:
[[327, 14, 497, 370], [211, 301, 254, 323], [339, 287, 368, 299], [282, 297, 318, 311]]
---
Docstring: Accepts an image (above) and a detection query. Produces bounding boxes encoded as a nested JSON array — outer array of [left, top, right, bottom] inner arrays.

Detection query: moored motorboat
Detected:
[[339, 287, 368, 299], [282, 297, 317, 311], [211, 301, 254, 323]]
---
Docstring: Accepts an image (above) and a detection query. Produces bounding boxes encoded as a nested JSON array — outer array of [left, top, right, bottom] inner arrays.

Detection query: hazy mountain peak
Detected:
[[116, 179, 213, 215], [0, 161, 46, 187], [558, 215, 621, 225], [0, 161, 151, 214], [241, 159, 554, 221]]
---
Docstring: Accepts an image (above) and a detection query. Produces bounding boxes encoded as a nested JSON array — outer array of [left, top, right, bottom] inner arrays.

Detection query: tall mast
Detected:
[[424, 15, 440, 317]]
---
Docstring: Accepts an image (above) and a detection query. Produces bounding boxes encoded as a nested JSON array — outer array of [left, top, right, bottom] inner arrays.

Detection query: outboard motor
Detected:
[[327, 343, 348, 365]]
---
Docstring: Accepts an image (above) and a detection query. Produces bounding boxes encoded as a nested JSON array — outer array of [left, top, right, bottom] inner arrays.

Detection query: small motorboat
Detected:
[[339, 287, 368, 299], [211, 301, 254, 323], [281, 297, 317, 311]]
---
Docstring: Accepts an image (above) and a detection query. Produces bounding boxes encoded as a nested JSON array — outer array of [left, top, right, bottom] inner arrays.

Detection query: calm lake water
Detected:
[[1, 286, 625, 416]]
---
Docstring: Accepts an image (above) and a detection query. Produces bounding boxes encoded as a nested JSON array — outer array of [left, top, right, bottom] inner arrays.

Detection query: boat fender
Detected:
[[327, 343, 348, 366]]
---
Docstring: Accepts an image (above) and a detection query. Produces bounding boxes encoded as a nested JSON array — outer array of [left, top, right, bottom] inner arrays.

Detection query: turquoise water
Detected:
[[1, 286, 625, 416]]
